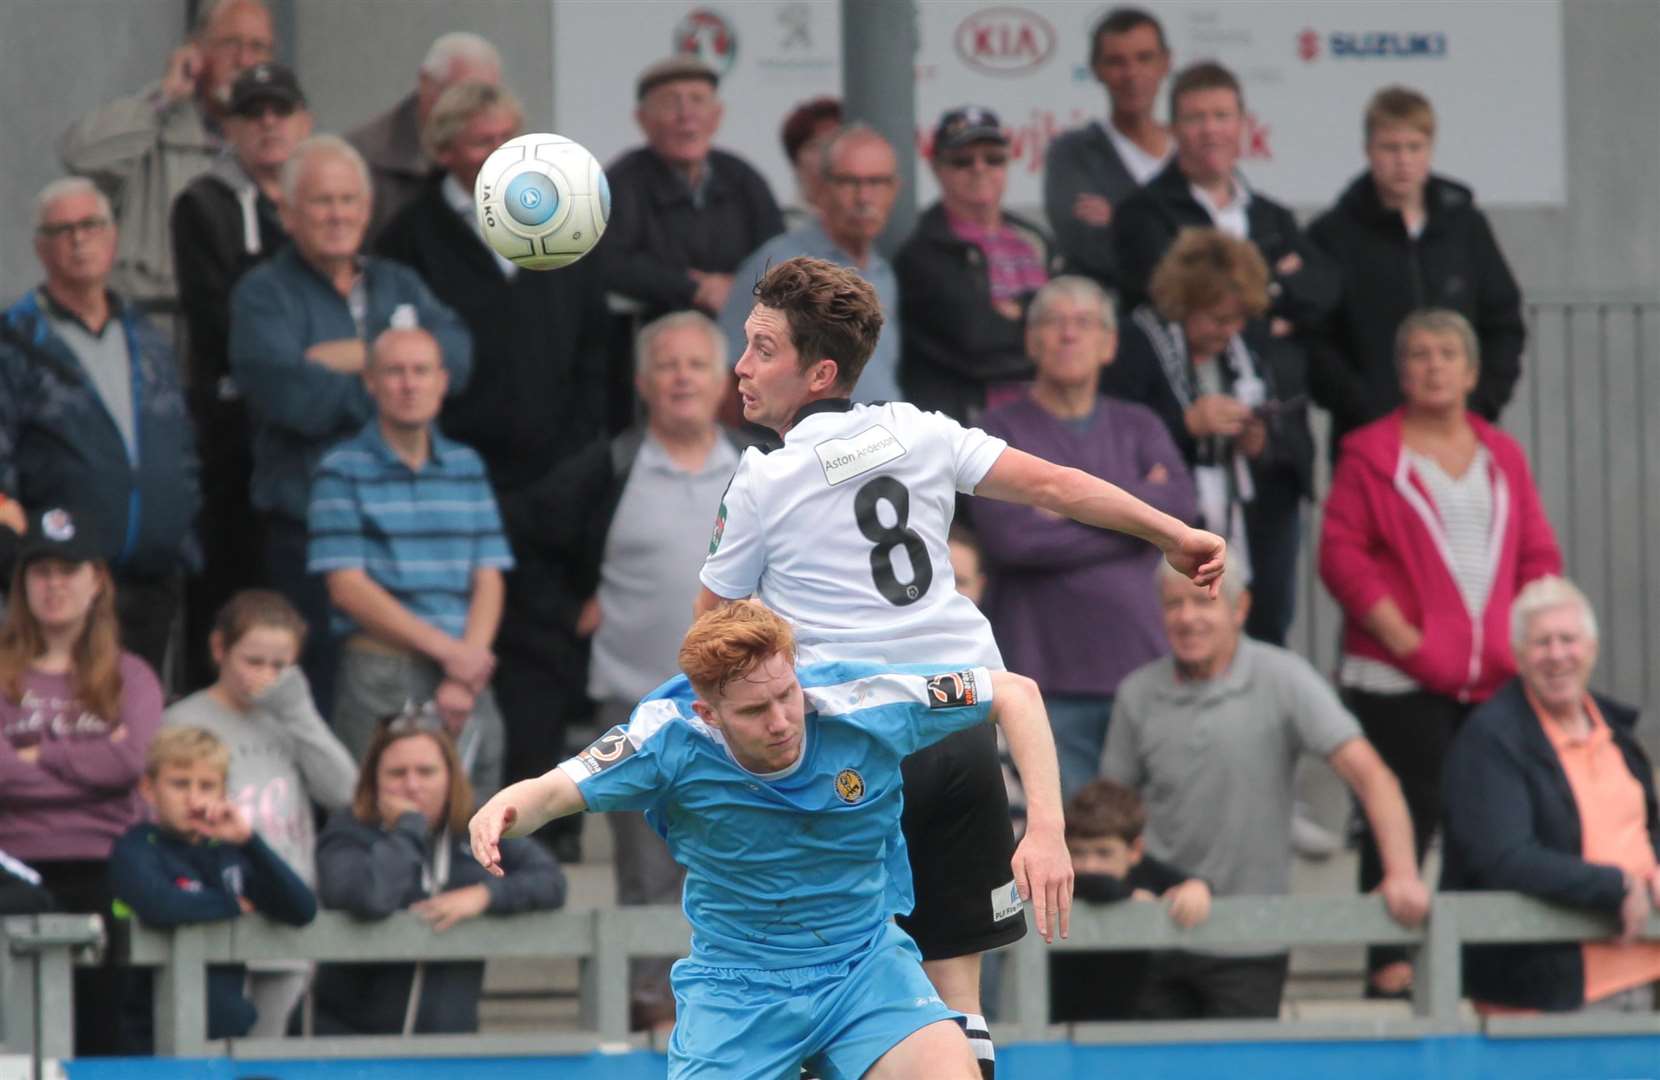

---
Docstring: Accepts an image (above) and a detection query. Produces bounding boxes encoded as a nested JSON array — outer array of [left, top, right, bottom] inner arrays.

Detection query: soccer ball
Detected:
[[474, 133, 610, 270]]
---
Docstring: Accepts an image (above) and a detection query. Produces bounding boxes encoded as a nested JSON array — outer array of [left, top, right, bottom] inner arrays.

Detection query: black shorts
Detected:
[[894, 722, 1027, 960]]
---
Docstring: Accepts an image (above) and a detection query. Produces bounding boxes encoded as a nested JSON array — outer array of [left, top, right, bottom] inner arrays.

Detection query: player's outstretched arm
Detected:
[[974, 448, 1227, 593], [986, 670, 1073, 944], [469, 770, 587, 878]]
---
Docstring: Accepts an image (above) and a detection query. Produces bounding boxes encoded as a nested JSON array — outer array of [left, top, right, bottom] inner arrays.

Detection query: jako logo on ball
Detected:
[[474, 133, 610, 271], [955, 6, 1055, 76]]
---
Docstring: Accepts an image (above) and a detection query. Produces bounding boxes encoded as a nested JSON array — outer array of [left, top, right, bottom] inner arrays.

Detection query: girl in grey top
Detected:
[[164, 590, 358, 1034]]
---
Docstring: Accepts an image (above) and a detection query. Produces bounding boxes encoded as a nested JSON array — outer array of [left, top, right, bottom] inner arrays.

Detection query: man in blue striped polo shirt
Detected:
[[308, 326, 513, 796]]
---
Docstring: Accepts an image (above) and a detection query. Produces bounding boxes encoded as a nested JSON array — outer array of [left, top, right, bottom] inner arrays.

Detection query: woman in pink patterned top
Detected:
[[0, 505, 162, 1055]]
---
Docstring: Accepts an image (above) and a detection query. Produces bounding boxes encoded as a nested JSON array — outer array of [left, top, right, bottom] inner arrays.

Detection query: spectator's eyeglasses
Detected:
[[37, 217, 111, 241], [378, 700, 443, 735], [1035, 314, 1104, 333], [941, 151, 1008, 170], [827, 174, 897, 192]]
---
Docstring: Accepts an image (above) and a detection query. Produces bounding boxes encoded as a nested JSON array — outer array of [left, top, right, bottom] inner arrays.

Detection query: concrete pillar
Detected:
[[842, 0, 918, 255]]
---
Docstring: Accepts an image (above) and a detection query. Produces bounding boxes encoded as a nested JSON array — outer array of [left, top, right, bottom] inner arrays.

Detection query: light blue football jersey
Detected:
[[555, 661, 994, 969]]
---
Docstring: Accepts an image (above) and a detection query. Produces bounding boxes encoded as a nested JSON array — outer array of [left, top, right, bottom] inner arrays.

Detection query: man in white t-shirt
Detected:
[[1042, 7, 1173, 293], [695, 255, 1223, 1078]]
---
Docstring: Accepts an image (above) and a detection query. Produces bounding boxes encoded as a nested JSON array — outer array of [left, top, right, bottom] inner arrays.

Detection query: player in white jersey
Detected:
[[696, 258, 1225, 1078]]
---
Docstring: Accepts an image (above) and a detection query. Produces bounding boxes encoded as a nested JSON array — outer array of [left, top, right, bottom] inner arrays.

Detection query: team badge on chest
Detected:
[[833, 768, 866, 804]]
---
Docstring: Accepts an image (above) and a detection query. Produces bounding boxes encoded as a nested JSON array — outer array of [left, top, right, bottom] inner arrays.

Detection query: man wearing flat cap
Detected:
[[171, 61, 313, 687], [605, 57, 784, 322], [895, 106, 1055, 424]]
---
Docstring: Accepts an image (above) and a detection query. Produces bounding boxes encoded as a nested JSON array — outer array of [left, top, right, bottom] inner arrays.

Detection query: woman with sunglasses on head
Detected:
[[0, 505, 164, 1055], [311, 709, 565, 1035], [895, 106, 1056, 425]]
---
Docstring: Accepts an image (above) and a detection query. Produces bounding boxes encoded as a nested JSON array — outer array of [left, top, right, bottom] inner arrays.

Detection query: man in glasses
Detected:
[[720, 125, 904, 404], [0, 178, 201, 684], [895, 107, 1054, 425], [60, 0, 277, 330], [170, 62, 313, 689]]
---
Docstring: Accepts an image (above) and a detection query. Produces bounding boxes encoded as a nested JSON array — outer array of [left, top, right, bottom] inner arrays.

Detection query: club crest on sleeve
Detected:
[[708, 501, 727, 555], [575, 725, 636, 776], [926, 670, 977, 708], [834, 768, 866, 804]]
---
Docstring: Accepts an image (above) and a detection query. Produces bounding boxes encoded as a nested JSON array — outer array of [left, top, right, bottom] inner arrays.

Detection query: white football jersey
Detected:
[[701, 400, 1007, 669]]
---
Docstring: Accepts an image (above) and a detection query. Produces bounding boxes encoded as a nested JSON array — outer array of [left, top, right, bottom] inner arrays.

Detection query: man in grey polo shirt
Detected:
[[496, 309, 742, 1032], [1102, 554, 1429, 1018]]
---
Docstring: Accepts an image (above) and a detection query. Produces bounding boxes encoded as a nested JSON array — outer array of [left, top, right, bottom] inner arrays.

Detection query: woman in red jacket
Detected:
[[1319, 308, 1561, 997]]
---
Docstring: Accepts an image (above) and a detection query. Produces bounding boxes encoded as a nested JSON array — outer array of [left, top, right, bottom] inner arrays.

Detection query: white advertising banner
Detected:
[[552, 1, 1565, 211]]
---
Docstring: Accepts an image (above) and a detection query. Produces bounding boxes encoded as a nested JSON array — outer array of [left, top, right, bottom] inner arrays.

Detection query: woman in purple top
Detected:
[[0, 505, 162, 1055], [974, 276, 1196, 799]]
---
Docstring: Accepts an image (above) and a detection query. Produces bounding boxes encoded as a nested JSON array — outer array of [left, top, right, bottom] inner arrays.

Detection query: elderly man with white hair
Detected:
[[229, 134, 471, 715], [349, 31, 504, 243], [0, 177, 200, 682], [1102, 550, 1429, 1019], [1442, 575, 1660, 1014], [972, 275, 1194, 800]]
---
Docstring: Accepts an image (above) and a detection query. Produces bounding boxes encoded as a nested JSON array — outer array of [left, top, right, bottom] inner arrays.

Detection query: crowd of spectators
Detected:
[[0, 0, 1653, 1054]]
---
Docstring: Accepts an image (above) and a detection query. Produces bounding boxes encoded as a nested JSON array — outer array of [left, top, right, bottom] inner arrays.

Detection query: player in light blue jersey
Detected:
[[470, 602, 1070, 1079]]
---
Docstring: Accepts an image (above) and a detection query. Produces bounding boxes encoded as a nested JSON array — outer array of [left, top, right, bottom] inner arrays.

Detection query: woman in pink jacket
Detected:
[[1320, 309, 1561, 997]]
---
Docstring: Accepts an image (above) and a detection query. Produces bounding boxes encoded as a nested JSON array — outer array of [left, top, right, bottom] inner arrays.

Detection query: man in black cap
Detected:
[[894, 106, 1053, 424], [605, 56, 784, 322], [171, 62, 313, 688]]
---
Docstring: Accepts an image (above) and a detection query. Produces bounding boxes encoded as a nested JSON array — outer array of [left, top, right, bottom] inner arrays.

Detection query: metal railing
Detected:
[[0, 914, 105, 1063], [2, 894, 1654, 1061]]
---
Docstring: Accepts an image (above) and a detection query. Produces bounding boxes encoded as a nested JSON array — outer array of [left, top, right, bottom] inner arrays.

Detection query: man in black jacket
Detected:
[[171, 62, 311, 687], [605, 57, 784, 321], [1042, 7, 1173, 293], [896, 106, 1055, 424], [1307, 86, 1525, 451], [1111, 61, 1337, 331]]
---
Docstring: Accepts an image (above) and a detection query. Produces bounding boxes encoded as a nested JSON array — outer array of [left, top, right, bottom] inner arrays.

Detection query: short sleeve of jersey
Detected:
[[554, 697, 681, 813], [699, 451, 765, 600], [920, 409, 1008, 494], [1276, 649, 1364, 759], [802, 663, 996, 759]]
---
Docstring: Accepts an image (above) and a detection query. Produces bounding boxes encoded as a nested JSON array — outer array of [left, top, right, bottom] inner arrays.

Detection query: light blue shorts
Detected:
[[667, 923, 961, 1080]]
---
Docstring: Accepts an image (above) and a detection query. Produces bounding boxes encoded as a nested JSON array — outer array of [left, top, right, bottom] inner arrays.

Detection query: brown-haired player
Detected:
[[470, 601, 1068, 1079], [689, 255, 1224, 1076]]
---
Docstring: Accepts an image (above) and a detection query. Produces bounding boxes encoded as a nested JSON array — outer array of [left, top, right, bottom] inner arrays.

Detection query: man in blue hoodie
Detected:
[[1, 177, 201, 682], [109, 725, 316, 1048]]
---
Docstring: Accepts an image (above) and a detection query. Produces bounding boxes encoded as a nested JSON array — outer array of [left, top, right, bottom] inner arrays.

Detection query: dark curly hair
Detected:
[[752, 256, 885, 393]]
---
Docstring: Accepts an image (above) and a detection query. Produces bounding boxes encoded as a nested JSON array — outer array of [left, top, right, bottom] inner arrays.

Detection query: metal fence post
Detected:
[[1004, 926, 1049, 1041], [1414, 896, 1461, 1028], [153, 925, 209, 1056], [589, 909, 630, 1044]]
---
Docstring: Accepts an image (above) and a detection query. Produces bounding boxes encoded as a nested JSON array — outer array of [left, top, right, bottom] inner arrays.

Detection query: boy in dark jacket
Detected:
[[109, 726, 317, 1045], [1307, 86, 1525, 450], [1050, 779, 1210, 1021]]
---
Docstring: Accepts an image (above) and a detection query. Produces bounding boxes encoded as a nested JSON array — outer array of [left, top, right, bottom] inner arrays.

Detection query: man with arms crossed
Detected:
[[471, 602, 1070, 1078], [694, 257, 1224, 1075]]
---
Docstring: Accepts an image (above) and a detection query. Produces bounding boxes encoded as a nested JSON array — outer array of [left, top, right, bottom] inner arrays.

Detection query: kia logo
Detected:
[[955, 6, 1055, 76]]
